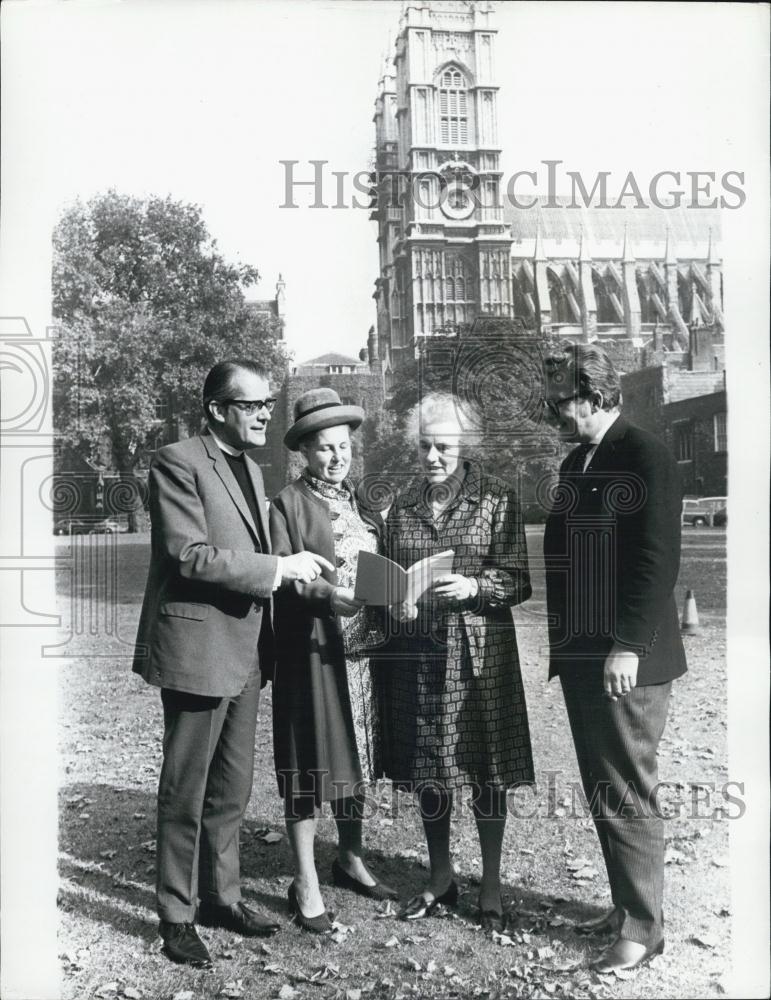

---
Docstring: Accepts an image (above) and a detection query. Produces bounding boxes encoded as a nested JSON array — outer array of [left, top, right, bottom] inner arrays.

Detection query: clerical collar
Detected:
[[209, 430, 243, 457]]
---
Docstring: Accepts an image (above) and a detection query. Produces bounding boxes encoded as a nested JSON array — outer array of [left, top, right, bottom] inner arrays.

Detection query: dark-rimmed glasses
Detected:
[[543, 393, 583, 419], [220, 398, 277, 416]]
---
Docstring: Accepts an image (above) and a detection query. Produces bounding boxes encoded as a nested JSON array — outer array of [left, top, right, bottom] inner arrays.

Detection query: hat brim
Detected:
[[284, 406, 365, 451]]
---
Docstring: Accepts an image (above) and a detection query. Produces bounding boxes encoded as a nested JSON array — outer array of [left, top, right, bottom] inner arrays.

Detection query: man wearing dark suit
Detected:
[[542, 343, 687, 973], [133, 359, 333, 967]]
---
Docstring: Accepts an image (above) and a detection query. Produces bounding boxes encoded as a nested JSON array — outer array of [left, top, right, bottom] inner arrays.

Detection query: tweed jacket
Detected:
[[543, 415, 688, 684], [132, 432, 278, 697]]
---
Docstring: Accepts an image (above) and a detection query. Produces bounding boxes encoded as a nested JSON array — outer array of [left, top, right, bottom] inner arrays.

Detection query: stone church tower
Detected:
[[372, 0, 512, 376]]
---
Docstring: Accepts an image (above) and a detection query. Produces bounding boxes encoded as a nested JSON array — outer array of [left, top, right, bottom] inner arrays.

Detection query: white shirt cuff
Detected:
[[272, 557, 283, 591]]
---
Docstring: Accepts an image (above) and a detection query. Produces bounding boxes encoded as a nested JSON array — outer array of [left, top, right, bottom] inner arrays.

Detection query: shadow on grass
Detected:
[[60, 780, 610, 959]]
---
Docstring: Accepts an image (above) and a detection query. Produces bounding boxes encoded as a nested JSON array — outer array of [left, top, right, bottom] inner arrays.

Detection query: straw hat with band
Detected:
[[284, 387, 364, 451]]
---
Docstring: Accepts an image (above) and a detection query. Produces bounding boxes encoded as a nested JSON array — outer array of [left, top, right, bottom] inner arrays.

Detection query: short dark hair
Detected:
[[544, 343, 621, 410], [202, 359, 270, 422]]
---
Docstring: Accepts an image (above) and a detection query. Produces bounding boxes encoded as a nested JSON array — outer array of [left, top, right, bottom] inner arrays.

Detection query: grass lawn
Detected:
[[57, 528, 731, 1000]]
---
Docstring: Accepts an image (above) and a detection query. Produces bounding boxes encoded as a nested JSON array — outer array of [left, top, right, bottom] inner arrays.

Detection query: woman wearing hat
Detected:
[[269, 388, 397, 933]]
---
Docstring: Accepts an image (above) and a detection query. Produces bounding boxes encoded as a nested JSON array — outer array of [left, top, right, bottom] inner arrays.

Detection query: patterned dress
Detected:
[[301, 470, 383, 782], [375, 461, 535, 792]]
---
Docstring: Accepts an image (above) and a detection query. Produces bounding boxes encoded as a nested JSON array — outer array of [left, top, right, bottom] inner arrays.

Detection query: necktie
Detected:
[[574, 442, 593, 472]]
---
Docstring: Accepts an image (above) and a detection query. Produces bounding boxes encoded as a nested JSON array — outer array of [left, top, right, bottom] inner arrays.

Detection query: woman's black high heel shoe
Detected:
[[398, 880, 459, 920], [287, 881, 334, 934]]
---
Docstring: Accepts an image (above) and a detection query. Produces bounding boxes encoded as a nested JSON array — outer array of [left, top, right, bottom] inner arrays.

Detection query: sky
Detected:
[[1, 0, 767, 362]]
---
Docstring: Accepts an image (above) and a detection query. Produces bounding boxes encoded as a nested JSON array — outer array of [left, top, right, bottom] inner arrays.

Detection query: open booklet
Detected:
[[354, 549, 455, 607]]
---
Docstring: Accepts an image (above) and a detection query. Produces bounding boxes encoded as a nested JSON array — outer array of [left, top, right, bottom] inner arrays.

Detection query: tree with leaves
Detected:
[[52, 191, 289, 530]]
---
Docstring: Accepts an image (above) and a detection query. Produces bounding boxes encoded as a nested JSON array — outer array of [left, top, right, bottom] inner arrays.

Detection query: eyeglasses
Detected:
[[543, 393, 583, 419], [221, 398, 277, 416]]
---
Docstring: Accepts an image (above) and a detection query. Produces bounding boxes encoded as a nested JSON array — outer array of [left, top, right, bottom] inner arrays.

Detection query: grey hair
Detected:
[[405, 391, 479, 442]]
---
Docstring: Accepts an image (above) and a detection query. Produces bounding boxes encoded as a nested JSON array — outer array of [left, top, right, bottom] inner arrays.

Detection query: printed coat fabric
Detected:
[[375, 462, 535, 792]]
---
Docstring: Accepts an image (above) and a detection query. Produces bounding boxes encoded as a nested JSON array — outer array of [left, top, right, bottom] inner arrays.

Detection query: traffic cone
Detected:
[[681, 589, 700, 635]]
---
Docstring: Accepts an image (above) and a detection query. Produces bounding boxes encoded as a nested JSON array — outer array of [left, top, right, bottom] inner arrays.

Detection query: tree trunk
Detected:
[[111, 451, 150, 534]]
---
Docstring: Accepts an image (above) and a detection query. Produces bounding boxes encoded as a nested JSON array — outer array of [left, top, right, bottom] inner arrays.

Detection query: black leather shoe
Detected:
[[574, 906, 623, 936], [331, 859, 398, 901], [159, 921, 212, 967], [590, 936, 665, 973], [398, 880, 458, 920], [198, 900, 279, 937], [287, 882, 335, 934]]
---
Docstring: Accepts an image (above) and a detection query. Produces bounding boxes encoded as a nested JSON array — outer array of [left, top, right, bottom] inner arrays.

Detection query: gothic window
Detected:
[[154, 397, 169, 420], [548, 270, 572, 324], [673, 421, 694, 462], [438, 68, 468, 145], [713, 412, 727, 452], [592, 270, 618, 324], [636, 272, 657, 324]]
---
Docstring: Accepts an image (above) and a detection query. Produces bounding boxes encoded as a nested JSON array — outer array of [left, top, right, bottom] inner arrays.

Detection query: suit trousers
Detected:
[[559, 667, 671, 947], [156, 667, 261, 922]]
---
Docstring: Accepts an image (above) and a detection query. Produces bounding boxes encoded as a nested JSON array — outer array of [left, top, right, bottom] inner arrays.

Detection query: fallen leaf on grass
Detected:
[[172, 992, 193, 1000], [259, 831, 283, 844], [565, 858, 591, 872], [375, 900, 396, 919], [264, 964, 283, 975], [122, 988, 142, 999], [132, 812, 147, 820], [536, 946, 555, 960], [99, 850, 117, 861], [570, 867, 598, 881], [384, 936, 400, 948], [443, 966, 457, 977], [690, 933, 719, 949], [277, 986, 298, 1000], [309, 964, 339, 983], [346, 991, 362, 1000], [220, 981, 244, 999], [95, 985, 118, 998], [406, 958, 422, 972], [140, 839, 156, 854], [492, 930, 516, 947]]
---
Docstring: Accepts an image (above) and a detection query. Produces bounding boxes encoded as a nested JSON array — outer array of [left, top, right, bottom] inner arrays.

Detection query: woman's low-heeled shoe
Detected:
[[331, 860, 398, 901], [398, 880, 459, 920], [287, 882, 334, 934]]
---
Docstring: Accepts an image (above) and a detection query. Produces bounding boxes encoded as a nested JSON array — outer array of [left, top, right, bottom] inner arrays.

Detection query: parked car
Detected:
[[681, 496, 727, 527], [54, 517, 128, 536]]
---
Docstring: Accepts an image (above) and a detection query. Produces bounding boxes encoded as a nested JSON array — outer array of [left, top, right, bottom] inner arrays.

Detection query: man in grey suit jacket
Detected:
[[543, 344, 687, 974], [133, 359, 333, 967]]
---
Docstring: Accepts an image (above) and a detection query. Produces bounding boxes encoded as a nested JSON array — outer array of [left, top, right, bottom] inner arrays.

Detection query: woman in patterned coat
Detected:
[[270, 388, 397, 934], [377, 392, 534, 933]]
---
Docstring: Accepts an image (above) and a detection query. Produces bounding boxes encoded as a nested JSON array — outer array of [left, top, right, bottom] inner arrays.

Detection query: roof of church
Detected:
[[245, 299, 277, 315], [504, 199, 721, 249], [298, 352, 365, 367]]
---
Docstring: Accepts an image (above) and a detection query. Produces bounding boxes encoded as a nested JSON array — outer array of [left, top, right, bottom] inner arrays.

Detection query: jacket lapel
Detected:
[[585, 413, 629, 472], [201, 433, 260, 540], [245, 452, 271, 553]]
